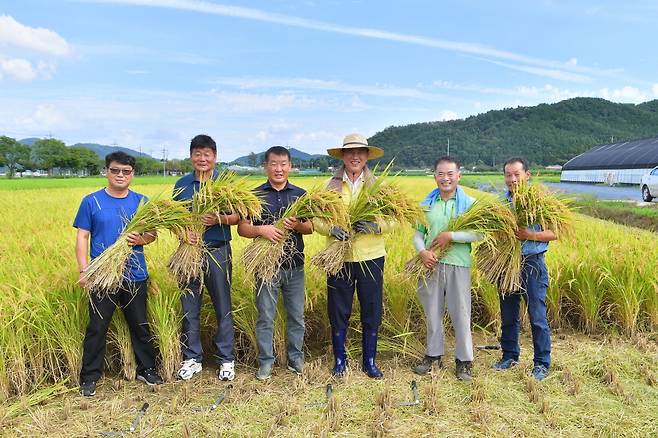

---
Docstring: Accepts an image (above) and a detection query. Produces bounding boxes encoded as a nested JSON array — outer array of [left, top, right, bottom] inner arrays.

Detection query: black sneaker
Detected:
[[79, 380, 96, 397], [287, 359, 304, 376], [136, 368, 163, 386], [456, 360, 473, 381], [413, 355, 442, 375]]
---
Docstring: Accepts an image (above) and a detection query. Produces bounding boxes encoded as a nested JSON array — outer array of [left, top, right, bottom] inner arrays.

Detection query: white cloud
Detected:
[[0, 57, 37, 81], [438, 110, 459, 121], [0, 15, 71, 56], [653, 84, 658, 97], [212, 76, 446, 101], [33, 103, 71, 128], [599, 86, 646, 103], [210, 90, 317, 112], [87, 0, 619, 82]]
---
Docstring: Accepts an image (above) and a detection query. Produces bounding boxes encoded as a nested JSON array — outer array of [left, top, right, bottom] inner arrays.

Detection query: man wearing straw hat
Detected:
[[411, 156, 482, 381], [237, 146, 313, 380], [74, 151, 163, 396], [314, 133, 392, 379], [175, 135, 240, 382], [492, 157, 556, 381]]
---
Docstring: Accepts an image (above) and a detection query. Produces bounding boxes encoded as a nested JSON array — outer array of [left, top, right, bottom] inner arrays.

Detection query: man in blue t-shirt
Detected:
[[492, 157, 557, 381], [175, 135, 240, 382], [237, 146, 312, 380], [74, 151, 163, 397]]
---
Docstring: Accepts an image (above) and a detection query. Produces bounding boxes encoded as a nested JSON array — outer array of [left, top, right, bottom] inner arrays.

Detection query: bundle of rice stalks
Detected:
[[82, 194, 192, 296], [242, 186, 348, 283], [476, 180, 575, 292], [403, 197, 517, 284], [510, 179, 575, 238], [312, 163, 424, 276], [169, 171, 262, 286]]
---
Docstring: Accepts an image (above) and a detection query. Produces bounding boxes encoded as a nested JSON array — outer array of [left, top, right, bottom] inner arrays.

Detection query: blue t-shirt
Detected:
[[174, 171, 232, 244], [73, 189, 148, 282]]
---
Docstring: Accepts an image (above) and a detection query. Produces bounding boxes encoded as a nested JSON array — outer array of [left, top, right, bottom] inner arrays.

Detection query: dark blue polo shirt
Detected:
[[253, 180, 306, 270], [174, 171, 232, 245]]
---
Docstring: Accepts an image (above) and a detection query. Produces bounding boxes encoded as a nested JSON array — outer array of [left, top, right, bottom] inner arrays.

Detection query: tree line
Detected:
[[0, 137, 195, 178]]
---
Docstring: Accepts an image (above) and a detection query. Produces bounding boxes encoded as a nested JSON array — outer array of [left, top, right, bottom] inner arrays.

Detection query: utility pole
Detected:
[[447, 137, 450, 156], [161, 147, 167, 176]]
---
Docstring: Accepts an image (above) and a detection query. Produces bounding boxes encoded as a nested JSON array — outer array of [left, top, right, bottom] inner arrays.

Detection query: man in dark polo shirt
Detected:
[[238, 146, 312, 380], [174, 134, 240, 382]]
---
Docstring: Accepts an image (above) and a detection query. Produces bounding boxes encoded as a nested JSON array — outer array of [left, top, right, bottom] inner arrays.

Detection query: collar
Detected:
[[342, 170, 365, 184], [191, 169, 219, 183], [260, 180, 291, 192]]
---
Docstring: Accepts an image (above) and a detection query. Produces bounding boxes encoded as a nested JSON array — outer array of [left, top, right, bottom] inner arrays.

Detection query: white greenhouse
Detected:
[[560, 136, 658, 185]]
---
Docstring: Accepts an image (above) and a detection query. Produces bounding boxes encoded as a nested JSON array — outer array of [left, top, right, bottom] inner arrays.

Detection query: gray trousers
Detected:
[[180, 245, 234, 364], [255, 266, 305, 366], [416, 263, 473, 361]]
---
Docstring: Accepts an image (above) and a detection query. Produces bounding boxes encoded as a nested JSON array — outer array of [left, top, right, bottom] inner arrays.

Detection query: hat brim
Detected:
[[327, 145, 384, 160]]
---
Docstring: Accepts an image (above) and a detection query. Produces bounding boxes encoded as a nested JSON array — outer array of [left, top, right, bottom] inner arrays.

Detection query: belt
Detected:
[[206, 241, 229, 249], [522, 251, 546, 260]]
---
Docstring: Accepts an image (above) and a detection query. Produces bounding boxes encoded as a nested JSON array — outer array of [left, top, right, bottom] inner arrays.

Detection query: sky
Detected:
[[1, 0, 657, 161]]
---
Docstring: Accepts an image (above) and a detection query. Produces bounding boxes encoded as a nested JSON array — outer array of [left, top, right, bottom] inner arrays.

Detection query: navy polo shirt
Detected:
[[73, 189, 148, 282], [174, 171, 232, 245], [253, 180, 306, 270]]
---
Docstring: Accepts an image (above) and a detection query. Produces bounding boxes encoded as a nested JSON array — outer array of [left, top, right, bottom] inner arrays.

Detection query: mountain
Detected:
[[368, 97, 658, 168], [17, 139, 152, 159], [232, 147, 328, 165]]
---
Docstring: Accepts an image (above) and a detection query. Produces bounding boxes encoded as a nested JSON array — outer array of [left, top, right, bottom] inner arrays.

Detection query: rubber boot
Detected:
[[362, 330, 383, 379], [331, 328, 348, 376]]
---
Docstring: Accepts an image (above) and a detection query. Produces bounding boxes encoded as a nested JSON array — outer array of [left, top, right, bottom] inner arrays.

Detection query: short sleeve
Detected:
[[73, 197, 92, 231]]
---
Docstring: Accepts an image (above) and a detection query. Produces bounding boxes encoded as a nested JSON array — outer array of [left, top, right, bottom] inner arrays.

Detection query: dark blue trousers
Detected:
[[499, 252, 551, 368], [327, 257, 384, 332], [180, 244, 234, 364]]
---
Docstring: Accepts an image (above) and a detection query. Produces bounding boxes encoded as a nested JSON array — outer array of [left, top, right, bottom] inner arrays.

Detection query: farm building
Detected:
[[561, 135, 658, 184]]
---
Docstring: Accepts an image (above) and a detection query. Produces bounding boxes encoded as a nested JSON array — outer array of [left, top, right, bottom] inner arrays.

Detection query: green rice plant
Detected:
[[563, 261, 606, 333], [168, 171, 262, 286], [601, 259, 646, 337], [146, 279, 182, 381], [83, 194, 192, 295], [108, 312, 136, 380], [471, 269, 500, 332], [404, 196, 517, 284], [242, 186, 348, 283]]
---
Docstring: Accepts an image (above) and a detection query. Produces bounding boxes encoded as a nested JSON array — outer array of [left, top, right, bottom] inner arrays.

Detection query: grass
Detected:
[[3, 332, 657, 437], [0, 175, 657, 435], [574, 195, 658, 232]]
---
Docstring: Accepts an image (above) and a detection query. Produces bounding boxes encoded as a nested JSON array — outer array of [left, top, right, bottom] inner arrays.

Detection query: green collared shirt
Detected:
[[417, 196, 472, 268]]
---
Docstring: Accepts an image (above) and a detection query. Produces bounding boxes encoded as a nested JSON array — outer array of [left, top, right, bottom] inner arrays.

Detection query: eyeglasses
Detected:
[[108, 167, 134, 176]]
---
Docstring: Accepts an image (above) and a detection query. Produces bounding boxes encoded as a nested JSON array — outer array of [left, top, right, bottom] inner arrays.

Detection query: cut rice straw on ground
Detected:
[[404, 196, 517, 284], [312, 163, 424, 276], [242, 186, 348, 283], [82, 193, 192, 296], [168, 171, 262, 286]]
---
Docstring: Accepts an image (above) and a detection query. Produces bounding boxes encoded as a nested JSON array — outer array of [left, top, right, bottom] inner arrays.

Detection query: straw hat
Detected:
[[327, 133, 384, 160]]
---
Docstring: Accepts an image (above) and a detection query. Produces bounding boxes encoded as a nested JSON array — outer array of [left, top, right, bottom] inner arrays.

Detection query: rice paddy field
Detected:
[[1, 175, 657, 437]]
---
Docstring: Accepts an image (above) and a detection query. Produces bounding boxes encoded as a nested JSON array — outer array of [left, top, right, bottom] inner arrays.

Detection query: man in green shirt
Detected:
[[412, 156, 482, 381]]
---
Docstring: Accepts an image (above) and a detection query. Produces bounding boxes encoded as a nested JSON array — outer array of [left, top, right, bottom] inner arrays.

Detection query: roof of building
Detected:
[[562, 135, 658, 171]]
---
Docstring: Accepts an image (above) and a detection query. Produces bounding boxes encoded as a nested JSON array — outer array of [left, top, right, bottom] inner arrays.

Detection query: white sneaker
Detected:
[[177, 358, 202, 380], [218, 361, 235, 381]]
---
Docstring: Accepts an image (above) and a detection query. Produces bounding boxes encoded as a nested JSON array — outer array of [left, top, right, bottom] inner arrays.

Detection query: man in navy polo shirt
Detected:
[[175, 135, 240, 382], [238, 146, 312, 380], [74, 151, 163, 397], [492, 157, 557, 381]]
